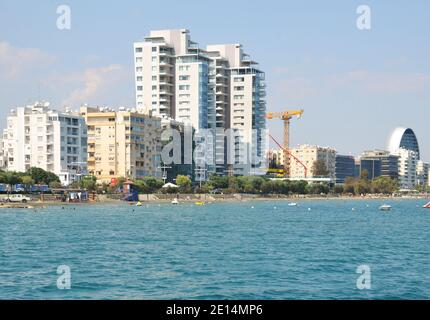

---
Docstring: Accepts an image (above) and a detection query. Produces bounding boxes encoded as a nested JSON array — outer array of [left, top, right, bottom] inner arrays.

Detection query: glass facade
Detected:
[[335, 155, 356, 183], [360, 159, 382, 180], [399, 129, 420, 160]]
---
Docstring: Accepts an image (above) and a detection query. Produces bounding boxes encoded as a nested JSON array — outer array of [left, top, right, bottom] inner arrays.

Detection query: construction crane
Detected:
[[266, 109, 304, 176], [269, 134, 308, 178]]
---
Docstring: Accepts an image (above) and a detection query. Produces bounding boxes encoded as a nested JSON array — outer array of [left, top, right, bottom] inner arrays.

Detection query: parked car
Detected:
[[0, 194, 32, 203]]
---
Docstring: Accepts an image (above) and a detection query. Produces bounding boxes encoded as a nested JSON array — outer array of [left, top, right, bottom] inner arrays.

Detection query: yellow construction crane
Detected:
[[266, 109, 304, 176]]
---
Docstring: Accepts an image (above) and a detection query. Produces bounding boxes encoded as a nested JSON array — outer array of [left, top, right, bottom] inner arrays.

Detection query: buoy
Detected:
[[308, 208, 311, 211]]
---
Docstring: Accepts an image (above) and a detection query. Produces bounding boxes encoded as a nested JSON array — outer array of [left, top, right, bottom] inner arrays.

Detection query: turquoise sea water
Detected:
[[0, 199, 429, 300]]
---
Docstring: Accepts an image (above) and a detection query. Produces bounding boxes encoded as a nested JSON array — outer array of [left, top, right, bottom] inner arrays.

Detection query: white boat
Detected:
[[379, 204, 392, 211], [288, 202, 298, 207], [171, 198, 179, 205], [423, 202, 430, 209]]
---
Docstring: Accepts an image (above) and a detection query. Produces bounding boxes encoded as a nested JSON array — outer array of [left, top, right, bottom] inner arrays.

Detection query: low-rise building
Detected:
[[289, 145, 336, 179]]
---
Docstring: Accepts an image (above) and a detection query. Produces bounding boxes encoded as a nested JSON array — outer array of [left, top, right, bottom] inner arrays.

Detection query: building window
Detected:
[[152, 47, 157, 52], [152, 76, 157, 81], [136, 67, 143, 72], [135, 47, 142, 53], [136, 76, 143, 81], [179, 85, 190, 91], [136, 57, 143, 63], [137, 86, 143, 91], [234, 95, 244, 100], [234, 77, 245, 82], [179, 75, 190, 81]]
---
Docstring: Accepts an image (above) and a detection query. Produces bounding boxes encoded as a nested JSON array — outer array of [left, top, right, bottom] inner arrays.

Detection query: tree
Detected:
[[21, 176, 34, 190], [371, 177, 398, 194], [306, 183, 329, 195], [27, 167, 60, 185], [313, 160, 329, 177], [176, 175, 192, 193], [49, 181, 63, 189], [81, 176, 97, 191], [360, 169, 369, 181], [134, 177, 164, 194], [343, 177, 356, 194], [355, 179, 371, 195]]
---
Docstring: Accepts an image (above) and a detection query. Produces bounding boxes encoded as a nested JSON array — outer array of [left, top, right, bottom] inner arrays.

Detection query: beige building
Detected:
[[80, 106, 161, 183], [290, 145, 336, 179]]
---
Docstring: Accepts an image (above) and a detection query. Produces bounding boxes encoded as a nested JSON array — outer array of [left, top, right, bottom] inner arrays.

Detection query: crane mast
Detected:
[[266, 109, 304, 176]]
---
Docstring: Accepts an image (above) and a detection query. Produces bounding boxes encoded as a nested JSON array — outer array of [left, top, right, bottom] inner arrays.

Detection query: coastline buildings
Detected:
[[80, 106, 161, 184], [416, 160, 429, 186], [268, 149, 285, 169], [289, 145, 336, 179], [360, 150, 399, 180], [2, 102, 87, 185], [388, 127, 420, 159], [395, 148, 418, 190], [335, 155, 355, 183], [134, 29, 266, 178]]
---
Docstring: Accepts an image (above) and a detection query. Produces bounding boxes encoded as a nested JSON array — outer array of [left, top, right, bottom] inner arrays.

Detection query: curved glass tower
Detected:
[[388, 127, 420, 159]]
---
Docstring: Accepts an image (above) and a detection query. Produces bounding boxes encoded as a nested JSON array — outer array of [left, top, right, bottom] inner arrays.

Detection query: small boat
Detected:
[[171, 198, 179, 205], [135, 201, 143, 207], [195, 202, 205, 206], [379, 204, 392, 211], [423, 202, 430, 209], [288, 202, 298, 207]]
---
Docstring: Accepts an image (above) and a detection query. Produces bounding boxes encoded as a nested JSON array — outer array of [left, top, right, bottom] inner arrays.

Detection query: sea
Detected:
[[0, 199, 429, 299]]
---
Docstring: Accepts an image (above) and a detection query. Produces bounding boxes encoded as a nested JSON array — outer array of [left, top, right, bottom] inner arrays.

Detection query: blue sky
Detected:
[[1, 0, 429, 159]]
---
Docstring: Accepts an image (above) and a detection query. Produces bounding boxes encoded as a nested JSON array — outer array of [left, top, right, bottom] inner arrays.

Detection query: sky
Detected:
[[0, 0, 429, 159]]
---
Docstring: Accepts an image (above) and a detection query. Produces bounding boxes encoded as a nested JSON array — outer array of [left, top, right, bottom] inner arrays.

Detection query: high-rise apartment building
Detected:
[[3, 102, 87, 185], [395, 148, 418, 190], [289, 145, 336, 179], [134, 29, 267, 178], [80, 106, 161, 184]]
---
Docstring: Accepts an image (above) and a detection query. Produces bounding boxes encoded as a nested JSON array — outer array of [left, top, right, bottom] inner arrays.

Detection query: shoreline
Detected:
[[1, 194, 428, 209]]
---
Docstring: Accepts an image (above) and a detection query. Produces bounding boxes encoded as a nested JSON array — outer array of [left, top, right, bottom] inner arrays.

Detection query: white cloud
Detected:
[[61, 64, 130, 107], [0, 41, 56, 79]]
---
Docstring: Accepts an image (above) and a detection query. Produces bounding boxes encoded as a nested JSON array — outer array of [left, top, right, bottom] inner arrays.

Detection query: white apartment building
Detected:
[[395, 148, 418, 190], [3, 102, 87, 185], [134, 29, 267, 178], [416, 160, 429, 186], [0, 131, 7, 170], [289, 145, 337, 179]]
